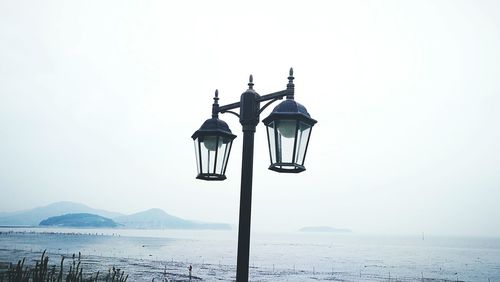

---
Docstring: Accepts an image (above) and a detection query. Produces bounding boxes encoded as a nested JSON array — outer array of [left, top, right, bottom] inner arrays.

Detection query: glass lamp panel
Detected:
[[194, 138, 201, 174], [276, 119, 298, 164], [200, 136, 218, 174], [295, 122, 312, 165], [222, 139, 233, 175], [215, 139, 229, 175], [266, 121, 277, 164]]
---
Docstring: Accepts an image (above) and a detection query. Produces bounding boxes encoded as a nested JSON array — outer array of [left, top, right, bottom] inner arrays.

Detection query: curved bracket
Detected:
[[258, 98, 281, 115], [220, 110, 240, 118]]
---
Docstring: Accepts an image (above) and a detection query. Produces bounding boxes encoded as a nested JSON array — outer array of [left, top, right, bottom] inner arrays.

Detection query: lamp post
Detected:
[[192, 68, 317, 281]]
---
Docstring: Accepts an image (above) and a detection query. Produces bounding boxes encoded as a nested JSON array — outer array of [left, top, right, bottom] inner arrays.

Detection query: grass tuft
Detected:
[[0, 250, 128, 282]]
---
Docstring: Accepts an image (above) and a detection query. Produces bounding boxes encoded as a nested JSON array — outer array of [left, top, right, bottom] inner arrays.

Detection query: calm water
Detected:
[[0, 227, 499, 281]]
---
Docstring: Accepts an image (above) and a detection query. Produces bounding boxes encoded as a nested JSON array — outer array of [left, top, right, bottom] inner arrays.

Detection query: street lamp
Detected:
[[262, 97, 317, 173], [192, 90, 237, 181], [191, 68, 317, 282]]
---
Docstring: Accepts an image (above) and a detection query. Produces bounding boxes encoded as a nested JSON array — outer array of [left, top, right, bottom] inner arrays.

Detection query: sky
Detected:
[[0, 0, 499, 237]]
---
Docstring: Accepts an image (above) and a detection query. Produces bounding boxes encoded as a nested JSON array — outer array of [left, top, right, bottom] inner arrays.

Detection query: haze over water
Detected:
[[1, 227, 499, 281]]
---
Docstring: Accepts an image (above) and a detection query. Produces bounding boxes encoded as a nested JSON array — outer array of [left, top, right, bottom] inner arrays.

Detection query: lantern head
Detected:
[[262, 99, 317, 173], [192, 117, 236, 180]]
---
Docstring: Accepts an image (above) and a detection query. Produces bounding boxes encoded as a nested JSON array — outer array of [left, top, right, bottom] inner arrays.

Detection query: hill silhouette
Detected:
[[39, 213, 118, 228]]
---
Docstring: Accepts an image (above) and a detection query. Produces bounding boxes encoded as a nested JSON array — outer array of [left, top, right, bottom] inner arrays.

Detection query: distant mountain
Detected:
[[0, 201, 124, 226], [39, 213, 118, 228], [299, 226, 352, 233], [0, 202, 230, 230], [115, 208, 231, 230]]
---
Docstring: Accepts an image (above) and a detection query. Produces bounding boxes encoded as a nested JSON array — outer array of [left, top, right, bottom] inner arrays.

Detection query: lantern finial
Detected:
[[286, 68, 294, 99], [248, 74, 254, 89], [212, 89, 220, 118]]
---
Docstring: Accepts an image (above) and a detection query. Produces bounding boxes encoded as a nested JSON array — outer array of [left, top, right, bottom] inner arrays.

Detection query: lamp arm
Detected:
[[257, 90, 288, 103], [257, 89, 289, 115], [220, 110, 241, 118], [218, 89, 288, 113], [257, 97, 281, 115], [216, 88, 289, 120], [218, 101, 241, 112]]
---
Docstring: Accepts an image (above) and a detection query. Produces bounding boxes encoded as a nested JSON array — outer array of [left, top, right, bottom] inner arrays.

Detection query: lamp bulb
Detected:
[[203, 136, 222, 151], [277, 120, 297, 138]]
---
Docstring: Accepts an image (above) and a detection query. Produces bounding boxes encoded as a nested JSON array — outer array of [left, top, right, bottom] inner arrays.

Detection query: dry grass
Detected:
[[0, 250, 128, 282]]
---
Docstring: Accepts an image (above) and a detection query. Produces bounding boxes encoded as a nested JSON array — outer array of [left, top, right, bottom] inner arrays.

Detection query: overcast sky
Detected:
[[1, 1, 499, 237]]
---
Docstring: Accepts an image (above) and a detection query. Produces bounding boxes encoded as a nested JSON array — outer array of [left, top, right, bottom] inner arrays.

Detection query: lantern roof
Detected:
[[262, 99, 317, 125], [192, 117, 237, 140]]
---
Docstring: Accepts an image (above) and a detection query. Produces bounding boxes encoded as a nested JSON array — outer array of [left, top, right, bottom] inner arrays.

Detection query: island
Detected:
[[299, 226, 352, 233], [39, 213, 119, 228]]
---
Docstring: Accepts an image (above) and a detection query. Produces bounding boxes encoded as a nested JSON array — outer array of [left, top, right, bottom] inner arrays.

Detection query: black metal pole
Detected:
[[236, 129, 254, 281], [236, 77, 260, 282]]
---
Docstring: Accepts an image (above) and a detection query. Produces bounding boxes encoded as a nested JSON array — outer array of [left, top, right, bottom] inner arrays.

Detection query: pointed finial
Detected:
[[286, 67, 295, 99], [212, 89, 219, 118], [248, 74, 254, 89], [288, 68, 294, 83], [213, 89, 219, 103]]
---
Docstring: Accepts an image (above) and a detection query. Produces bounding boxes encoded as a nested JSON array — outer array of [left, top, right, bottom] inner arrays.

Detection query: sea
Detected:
[[0, 227, 499, 281]]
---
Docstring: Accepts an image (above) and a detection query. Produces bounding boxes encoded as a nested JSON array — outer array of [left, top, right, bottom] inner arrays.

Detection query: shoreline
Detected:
[[0, 228, 497, 281]]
